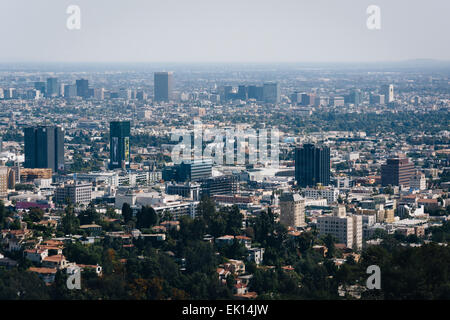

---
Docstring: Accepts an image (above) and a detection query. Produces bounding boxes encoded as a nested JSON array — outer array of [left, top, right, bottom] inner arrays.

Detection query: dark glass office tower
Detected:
[[34, 81, 46, 95], [109, 121, 131, 169], [248, 85, 263, 101], [154, 72, 173, 102], [24, 126, 65, 172], [295, 144, 330, 187], [237, 85, 248, 100], [46, 78, 58, 97], [381, 158, 414, 187], [76, 79, 89, 98]]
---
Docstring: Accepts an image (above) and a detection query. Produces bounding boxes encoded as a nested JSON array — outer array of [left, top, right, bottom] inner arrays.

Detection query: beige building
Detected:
[[20, 168, 52, 182], [316, 206, 363, 250], [0, 166, 8, 197], [279, 193, 306, 228]]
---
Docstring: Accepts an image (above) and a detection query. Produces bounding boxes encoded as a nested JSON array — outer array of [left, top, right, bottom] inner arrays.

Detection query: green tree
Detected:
[[61, 205, 80, 235], [136, 206, 158, 229], [122, 203, 133, 224]]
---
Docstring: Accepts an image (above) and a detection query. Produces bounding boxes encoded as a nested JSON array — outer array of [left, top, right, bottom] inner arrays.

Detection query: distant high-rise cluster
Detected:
[[221, 82, 280, 104]]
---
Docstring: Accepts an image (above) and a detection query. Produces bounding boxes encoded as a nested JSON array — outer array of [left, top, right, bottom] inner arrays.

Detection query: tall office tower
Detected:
[[248, 85, 263, 101], [136, 91, 147, 101], [290, 92, 302, 104], [34, 81, 46, 95], [316, 206, 362, 250], [381, 84, 394, 103], [237, 85, 248, 100], [93, 88, 105, 100], [0, 88, 3, 99], [24, 126, 65, 172], [26, 89, 40, 100], [295, 143, 331, 187], [381, 157, 415, 187], [46, 78, 58, 97], [279, 192, 306, 228], [4, 88, 16, 99], [262, 82, 280, 103], [222, 85, 234, 101], [63, 84, 77, 98], [76, 79, 90, 98], [109, 121, 131, 169], [347, 89, 362, 106], [370, 93, 385, 105], [300, 93, 315, 106], [154, 72, 174, 102]]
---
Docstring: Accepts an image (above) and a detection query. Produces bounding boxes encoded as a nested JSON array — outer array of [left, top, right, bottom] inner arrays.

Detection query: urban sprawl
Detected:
[[0, 64, 449, 299]]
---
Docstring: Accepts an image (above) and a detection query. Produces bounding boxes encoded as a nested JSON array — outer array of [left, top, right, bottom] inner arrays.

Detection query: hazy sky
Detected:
[[0, 0, 449, 63]]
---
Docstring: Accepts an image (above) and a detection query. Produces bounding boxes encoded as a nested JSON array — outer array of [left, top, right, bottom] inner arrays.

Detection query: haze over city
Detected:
[[0, 0, 449, 63]]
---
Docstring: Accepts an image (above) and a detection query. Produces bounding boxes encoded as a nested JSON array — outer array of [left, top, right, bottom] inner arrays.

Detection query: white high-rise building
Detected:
[[382, 84, 394, 103], [279, 193, 306, 228], [316, 206, 362, 250]]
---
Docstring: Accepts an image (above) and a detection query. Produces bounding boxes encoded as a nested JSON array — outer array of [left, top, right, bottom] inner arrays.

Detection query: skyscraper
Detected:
[[24, 126, 65, 172], [109, 121, 131, 169], [347, 89, 362, 106], [154, 72, 173, 102], [381, 157, 415, 187], [262, 82, 280, 104], [381, 84, 394, 103], [370, 93, 385, 105], [295, 144, 330, 187], [76, 79, 90, 98], [237, 85, 248, 100], [64, 84, 77, 98], [34, 81, 46, 95], [248, 85, 263, 101], [46, 78, 58, 97]]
